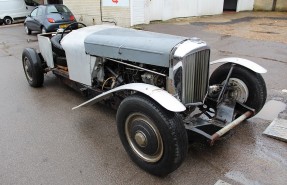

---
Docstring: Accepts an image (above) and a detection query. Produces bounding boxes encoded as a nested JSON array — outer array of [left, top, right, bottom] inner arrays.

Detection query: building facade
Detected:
[[254, 0, 287, 11], [54, 0, 285, 27]]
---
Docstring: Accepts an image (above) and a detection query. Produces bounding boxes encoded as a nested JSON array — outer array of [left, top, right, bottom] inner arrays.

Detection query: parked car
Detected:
[[0, 0, 38, 25], [22, 23, 267, 176], [24, 4, 76, 34]]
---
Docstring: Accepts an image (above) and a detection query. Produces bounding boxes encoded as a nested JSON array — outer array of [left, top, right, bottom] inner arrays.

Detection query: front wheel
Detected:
[[209, 63, 267, 116], [116, 94, 188, 176]]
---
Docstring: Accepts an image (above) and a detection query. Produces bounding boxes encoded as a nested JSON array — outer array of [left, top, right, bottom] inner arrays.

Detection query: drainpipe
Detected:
[[272, 0, 277, 11]]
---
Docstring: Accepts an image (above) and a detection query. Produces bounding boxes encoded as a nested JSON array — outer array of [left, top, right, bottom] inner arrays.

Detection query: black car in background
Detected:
[[24, 4, 76, 34]]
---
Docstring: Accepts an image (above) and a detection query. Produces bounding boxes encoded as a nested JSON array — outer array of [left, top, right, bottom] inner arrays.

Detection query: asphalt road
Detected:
[[0, 16, 287, 185]]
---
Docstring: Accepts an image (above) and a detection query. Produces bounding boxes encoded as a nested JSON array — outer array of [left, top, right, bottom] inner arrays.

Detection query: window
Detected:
[[30, 8, 38, 17], [37, 7, 43, 16], [25, 0, 39, 6], [47, 5, 71, 14]]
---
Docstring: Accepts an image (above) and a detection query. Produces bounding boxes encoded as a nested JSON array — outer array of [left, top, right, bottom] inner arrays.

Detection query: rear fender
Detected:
[[211, 57, 267, 73], [72, 83, 186, 112], [37, 34, 54, 68]]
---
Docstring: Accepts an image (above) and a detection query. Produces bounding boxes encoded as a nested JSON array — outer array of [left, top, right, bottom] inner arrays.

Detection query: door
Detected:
[[131, 0, 145, 26], [224, 0, 238, 11], [149, 0, 163, 21], [34, 6, 44, 31], [26, 7, 38, 30]]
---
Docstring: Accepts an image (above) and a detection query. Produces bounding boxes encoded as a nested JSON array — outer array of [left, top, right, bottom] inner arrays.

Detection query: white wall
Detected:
[[132, 0, 226, 26], [130, 0, 255, 26], [161, 0, 198, 21], [237, 0, 254, 12], [198, 0, 224, 16], [148, 0, 163, 21]]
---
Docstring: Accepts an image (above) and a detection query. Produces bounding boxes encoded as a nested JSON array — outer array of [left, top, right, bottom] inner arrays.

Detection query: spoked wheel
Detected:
[[209, 63, 267, 117], [116, 94, 188, 176], [22, 48, 44, 87]]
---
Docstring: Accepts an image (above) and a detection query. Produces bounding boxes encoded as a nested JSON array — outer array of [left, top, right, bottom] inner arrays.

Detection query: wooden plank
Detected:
[[263, 118, 287, 142]]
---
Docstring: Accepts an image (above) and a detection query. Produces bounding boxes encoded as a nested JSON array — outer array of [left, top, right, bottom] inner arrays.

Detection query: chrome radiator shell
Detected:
[[171, 46, 210, 106], [181, 49, 210, 105]]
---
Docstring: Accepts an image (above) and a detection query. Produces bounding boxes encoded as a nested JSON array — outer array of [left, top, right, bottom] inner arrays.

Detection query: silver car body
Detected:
[[38, 25, 266, 112]]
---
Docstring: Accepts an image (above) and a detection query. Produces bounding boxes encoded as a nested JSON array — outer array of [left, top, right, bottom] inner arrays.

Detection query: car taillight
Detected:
[[47, 18, 55, 23], [70, 15, 75, 21]]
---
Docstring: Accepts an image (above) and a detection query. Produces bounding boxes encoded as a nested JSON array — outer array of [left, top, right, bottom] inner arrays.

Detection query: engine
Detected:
[[91, 58, 167, 91], [141, 72, 165, 87]]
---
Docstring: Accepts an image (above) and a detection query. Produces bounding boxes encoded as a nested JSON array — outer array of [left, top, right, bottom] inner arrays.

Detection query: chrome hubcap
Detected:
[[134, 131, 147, 147], [125, 113, 163, 163]]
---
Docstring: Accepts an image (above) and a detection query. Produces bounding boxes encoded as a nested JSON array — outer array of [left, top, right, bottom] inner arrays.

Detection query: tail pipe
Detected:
[[210, 111, 253, 145]]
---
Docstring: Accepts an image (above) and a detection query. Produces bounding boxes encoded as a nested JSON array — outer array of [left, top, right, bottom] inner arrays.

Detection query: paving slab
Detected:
[[264, 118, 287, 142]]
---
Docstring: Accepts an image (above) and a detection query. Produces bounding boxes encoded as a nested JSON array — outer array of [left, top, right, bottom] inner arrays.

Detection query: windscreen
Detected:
[[47, 5, 71, 14], [24, 0, 39, 6]]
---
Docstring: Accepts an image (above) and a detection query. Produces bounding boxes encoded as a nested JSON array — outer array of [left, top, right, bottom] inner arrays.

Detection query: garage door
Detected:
[[131, 0, 145, 26]]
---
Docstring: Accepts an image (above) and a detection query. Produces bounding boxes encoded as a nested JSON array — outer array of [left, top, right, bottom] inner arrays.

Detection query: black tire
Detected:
[[22, 48, 44, 87], [116, 94, 188, 176], [24, 24, 31, 35], [209, 63, 267, 116], [4, 17, 12, 25]]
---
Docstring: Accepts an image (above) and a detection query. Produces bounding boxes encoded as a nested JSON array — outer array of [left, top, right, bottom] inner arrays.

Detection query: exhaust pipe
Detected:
[[210, 111, 253, 145]]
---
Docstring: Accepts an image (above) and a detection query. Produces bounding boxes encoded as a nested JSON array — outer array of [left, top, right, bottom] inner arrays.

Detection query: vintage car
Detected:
[[22, 23, 267, 176]]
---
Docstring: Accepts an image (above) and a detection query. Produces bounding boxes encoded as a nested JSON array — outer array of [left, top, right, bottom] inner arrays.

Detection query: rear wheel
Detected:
[[41, 26, 46, 34], [24, 24, 31, 35], [116, 94, 188, 176], [209, 63, 267, 116], [22, 48, 44, 87], [4, 17, 12, 25]]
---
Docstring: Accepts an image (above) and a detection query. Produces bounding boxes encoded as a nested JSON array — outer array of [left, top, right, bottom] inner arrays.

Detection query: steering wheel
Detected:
[[60, 22, 87, 41]]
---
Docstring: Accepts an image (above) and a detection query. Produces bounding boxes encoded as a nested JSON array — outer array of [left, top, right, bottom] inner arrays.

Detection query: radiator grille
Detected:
[[182, 49, 210, 105]]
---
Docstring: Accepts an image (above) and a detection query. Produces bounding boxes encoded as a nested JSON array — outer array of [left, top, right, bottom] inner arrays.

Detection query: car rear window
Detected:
[[47, 5, 71, 14]]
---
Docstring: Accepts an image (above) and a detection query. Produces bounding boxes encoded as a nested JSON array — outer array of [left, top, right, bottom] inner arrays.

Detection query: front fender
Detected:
[[72, 83, 186, 112], [211, 57, 267, 73]]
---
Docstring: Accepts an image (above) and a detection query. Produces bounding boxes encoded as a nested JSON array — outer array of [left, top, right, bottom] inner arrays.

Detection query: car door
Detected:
[[26, 8, 38, 31], [34, 6, 45, 31]]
